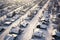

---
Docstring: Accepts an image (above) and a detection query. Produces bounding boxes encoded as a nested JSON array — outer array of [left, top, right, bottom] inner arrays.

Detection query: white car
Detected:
[[12, 14, 20, 20], [4, 34, 17, 40], [32, 28, 45, 40], [10, 27, 20, 34], [20, 20, 29, 28], [41, 17, 49, 21], [5, 18, 15, 22], [4, 21, 12, 26], [33, 28, 43, 37]]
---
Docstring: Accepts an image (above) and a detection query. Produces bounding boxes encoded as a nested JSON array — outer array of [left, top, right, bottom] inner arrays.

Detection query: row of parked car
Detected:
[[0, 4, 34, 26], [4, 16, 31, 40], [0, 2, 8, 9], [31, 1, 50, 40], [25, 5, 41, 21], [3, 1, 43, 40], [0, 4, 22, 17], [2, 3, 39, 40], [0, 6, 31, 35], [0, 0, 50, 40], [50, 1, 60, 40]]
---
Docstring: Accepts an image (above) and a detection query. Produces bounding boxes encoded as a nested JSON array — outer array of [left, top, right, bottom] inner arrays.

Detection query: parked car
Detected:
[[4, 34, 17, 40], [37, 24, 47, 30], [20, 20, 29, 28], [4, 21, 12, 26], [7, 11, 16, 18], [32, 28, 45, 40], [9, 27, 20, 34], [33, 28, 43, 38], [5, 18, 15, 22]]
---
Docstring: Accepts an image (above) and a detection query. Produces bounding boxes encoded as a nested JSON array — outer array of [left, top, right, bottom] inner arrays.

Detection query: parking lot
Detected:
[[0, 0, 60, 40]]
